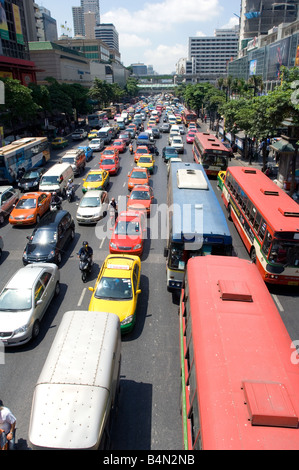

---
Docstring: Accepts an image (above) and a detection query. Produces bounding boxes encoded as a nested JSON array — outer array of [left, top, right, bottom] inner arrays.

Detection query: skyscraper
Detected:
[[95, 23, 119, 52], [72, 0, 100, 36]]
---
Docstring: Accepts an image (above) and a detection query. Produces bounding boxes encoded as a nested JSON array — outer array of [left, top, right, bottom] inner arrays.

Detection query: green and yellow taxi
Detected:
[[88, 129, 99, 140], [217, 170, 226, 192], [88, 254, 141, 334], [51, 137, 68, 149], [136, 154, 155, 174], [82, 169, 110, 193]]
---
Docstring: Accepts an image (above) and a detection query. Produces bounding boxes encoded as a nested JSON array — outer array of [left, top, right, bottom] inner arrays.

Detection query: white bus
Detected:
[[0, 137, 50, 183], [28, 310, 121, 450]]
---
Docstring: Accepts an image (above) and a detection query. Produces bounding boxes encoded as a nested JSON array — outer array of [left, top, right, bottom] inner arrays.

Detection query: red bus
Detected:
[[192, 132, 230, 176], [221, 166, 299, 285], [182, 110, 197, 127], [180, 255, 299, 450]]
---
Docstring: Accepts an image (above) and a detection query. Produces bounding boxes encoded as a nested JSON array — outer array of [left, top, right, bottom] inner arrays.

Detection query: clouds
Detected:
[[100, 0, 232, 73]]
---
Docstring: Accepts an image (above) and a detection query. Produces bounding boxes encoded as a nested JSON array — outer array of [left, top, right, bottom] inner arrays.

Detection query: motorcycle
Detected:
[[78, 251, 92, 282], [50, 199, 62, 211], [66, 186, 74, 202]]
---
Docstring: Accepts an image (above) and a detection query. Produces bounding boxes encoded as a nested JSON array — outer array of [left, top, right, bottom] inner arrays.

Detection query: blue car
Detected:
[[162, 146, 178, 162], [78, 146, 93, 162]]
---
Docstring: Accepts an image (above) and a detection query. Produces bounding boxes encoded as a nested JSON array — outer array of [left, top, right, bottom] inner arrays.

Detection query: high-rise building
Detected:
[[188, 26, 239, 83], [95, 23, 119, 52], [38, 6, 58, 42], [72, 0, 100, 37], [239, 0, 299, 51]]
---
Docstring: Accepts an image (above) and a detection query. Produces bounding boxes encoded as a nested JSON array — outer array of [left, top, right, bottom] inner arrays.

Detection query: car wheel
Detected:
[[54, 281, 60, 297], [70, 228, 75, 240], [32, 320, 40, 340], [56, 252, 62, 265], [0, 214, 4, 225], [36, 214, 40, 225]]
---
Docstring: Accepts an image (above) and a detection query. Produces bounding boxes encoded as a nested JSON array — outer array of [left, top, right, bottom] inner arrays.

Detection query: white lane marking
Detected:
[[272, 294, 284, 312], [78, 287, 86, 306], [100, 238, 105, 249]]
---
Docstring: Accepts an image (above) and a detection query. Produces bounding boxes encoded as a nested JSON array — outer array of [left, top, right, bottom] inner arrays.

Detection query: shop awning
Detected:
[[270, 139, 295, 153]]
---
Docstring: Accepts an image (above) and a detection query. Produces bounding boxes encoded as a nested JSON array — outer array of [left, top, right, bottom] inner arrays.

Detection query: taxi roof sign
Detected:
[[107, 264, 130, 270]]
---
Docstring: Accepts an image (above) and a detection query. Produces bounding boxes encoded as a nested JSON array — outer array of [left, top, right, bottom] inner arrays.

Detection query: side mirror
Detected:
[[136, 289, 141, 295], [88, 287, 94, 292]]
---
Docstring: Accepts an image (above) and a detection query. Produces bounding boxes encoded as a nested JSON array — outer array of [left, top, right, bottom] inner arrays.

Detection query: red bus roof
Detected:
[[195, 132, 230, 153], [226, 166, 299, 233], [186, 255, 299, 450]]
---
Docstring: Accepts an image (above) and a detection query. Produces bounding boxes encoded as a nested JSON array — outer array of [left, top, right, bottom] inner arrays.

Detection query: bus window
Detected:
[[253, 211, 262, 233], [258, 218, 267, 241]]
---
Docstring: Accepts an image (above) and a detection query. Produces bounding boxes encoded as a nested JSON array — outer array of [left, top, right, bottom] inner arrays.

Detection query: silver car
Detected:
[[76, 190, 109, 225], [89, 138, 104, 151], [0, 263, 60, 346], [0, 186, 19, 224]]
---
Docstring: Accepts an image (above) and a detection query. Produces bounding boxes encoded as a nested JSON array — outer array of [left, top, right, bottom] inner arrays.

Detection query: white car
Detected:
[[89, 138, 104, 151], [0, 263, 60, 346], [170, 136, 184, 153], [76, 190, 109, 225]]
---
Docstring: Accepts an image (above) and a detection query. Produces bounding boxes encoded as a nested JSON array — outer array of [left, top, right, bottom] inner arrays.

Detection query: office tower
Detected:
[[188, 26, 239, 81], [95, 23, 119, 52], [72, 0, 100, 37]]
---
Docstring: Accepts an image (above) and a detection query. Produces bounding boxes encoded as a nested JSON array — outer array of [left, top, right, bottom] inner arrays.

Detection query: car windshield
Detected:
[[138, 157, 152, 163], [86, 173, 102, 182], [40, 175, 59, 184], [23, 171, 40, 179], [114, 141, 122, 146], [16, 198, 36, 209], [115, 220, 141, 235], [95, 276, 132, 300], [91, 139, 101, 144], [166, 148, 177, 153], [80, 196, 100, 207], [131, 171, 147, 179], [103, 150, 114, 155], [136, 149, 148, 154], [0, 288, 32, 311], [101, 158, 115, 165], [31, 229, 56, 244], [131, 191, 150, 200]]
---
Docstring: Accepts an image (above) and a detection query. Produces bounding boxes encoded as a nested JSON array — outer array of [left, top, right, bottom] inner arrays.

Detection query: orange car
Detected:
[[127, 167, 150, 191], [134, 145, 151, 162], [9, 191, 51, 225], [126, 184, 154, 215], [100, 146, 119, 159]]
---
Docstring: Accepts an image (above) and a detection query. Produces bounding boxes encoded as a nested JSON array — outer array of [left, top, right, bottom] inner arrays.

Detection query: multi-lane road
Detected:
[[0, 115, 298, 451]]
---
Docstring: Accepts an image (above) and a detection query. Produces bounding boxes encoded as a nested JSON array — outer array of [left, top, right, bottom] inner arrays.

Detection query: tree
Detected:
[[0, 77, 40, 136]]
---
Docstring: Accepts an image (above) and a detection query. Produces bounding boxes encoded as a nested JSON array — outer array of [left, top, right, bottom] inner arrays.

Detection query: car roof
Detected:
[[0, 186, 14, 194], [82, 190, 104, 198], [131, 185, 150, 190], [19, 192, 46, 199], [35, 209, 70, 229], [6, 264, 51, 289]]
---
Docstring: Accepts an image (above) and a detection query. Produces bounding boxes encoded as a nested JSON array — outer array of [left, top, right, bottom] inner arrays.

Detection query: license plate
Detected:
[[288, 281, 299, 286]]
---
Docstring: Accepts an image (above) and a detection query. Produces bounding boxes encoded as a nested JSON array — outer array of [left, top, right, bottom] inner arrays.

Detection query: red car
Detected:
[[99, 154, 120, 175], [186, 131, 196, 144], [112, 139, 126, 153], [109, 210, 146, 256], [126, 184, 154, 215]]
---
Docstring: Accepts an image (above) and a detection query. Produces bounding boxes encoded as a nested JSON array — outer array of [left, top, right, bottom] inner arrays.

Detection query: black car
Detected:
[[23, 210, 75, 265], [151, 127, 161, 139], [18, 168, 46, 192]]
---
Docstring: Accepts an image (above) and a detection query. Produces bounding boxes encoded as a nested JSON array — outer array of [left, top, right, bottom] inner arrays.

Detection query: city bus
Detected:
[[192, 132, 230, 176], [164, 162, 232, 290], [180, 255, 299, 450], [221, 166, 299, 286], [0, 137, 50, 183], [103, 106, 116, 119], [182, 110, 197, 127], [87, 110, 107, 129]]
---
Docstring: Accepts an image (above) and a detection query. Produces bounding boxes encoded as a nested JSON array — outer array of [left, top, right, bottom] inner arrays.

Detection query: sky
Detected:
[[39, 0, 242, 74]]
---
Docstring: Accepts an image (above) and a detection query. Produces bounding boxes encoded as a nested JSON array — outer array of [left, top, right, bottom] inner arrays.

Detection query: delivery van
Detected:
[[61, 148, 86, 176], [28, 310, 121, 450], [97, 126, 114, 144], [39, 163, 74, 196]]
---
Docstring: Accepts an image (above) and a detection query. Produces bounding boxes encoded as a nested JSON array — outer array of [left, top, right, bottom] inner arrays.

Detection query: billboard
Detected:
[[267, 37, 290, 80], [0, 0, 9, 40]]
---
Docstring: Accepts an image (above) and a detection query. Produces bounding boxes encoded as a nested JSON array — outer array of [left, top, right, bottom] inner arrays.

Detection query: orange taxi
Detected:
[[127, 167, 150, 191], [100, 146, 119, 159], [126, 184, 154, 215], [9, 191, 51, 225]]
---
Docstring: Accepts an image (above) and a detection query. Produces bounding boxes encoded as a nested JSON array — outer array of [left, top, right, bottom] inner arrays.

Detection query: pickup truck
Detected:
[[71, 128, 87, 140]]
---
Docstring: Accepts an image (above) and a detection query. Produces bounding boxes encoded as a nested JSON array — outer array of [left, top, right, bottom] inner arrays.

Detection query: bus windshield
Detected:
[[263, 233, 299, 267]]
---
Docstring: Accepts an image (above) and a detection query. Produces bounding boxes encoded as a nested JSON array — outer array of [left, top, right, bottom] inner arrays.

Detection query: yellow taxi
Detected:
[[51, 137, 68, 149], [88, 129, 99, 140], [88, 254, 141, 334], [217, 170, 226, 191], [82, 169, 110, 193], [136, 154, 155, 174]]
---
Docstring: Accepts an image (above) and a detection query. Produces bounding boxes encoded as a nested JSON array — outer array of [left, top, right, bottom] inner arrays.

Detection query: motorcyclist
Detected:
[[78, 241, 93, 262], [51, 191, 62, 207], [129, 142, 133, 154], [66, 179, 74, 199]]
